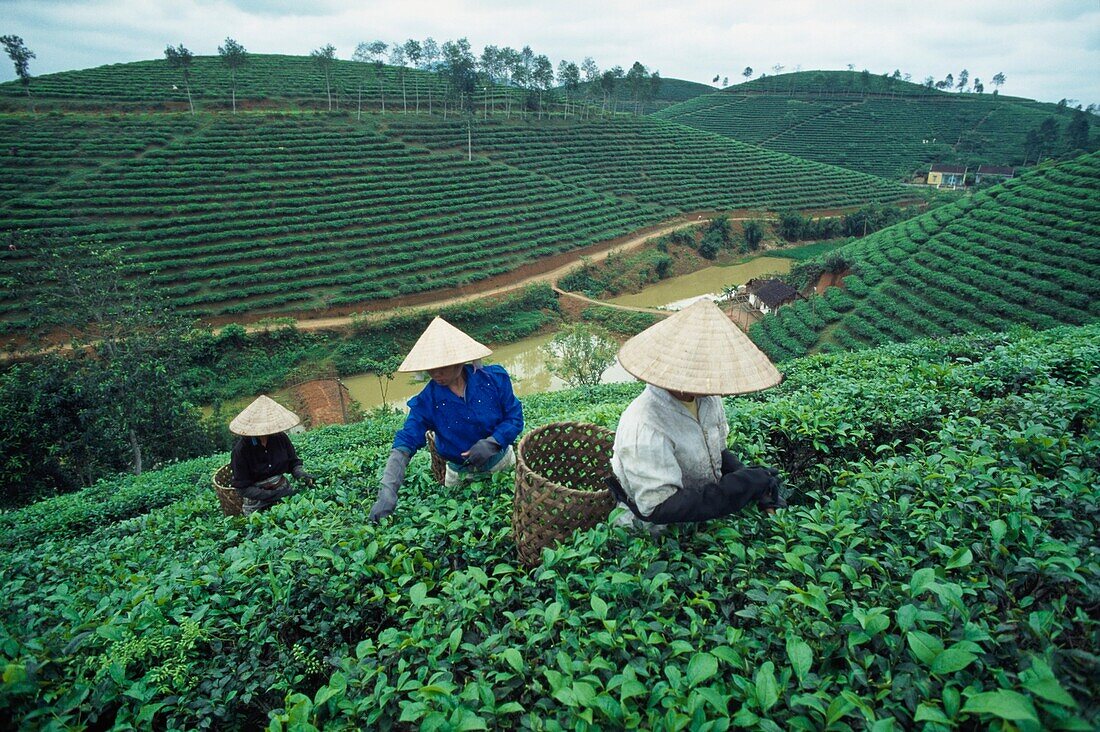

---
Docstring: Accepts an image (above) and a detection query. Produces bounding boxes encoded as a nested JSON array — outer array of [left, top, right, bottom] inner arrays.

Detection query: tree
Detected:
[[532, 54, 553, 118], [217, 37, 247, 113], [541, 323, 618, 389], [924, 76, 935, 89], [359, 356, 402, 410], [1056, 98, 1068, 115], [310, 44, 337, 111], [557, 59, 580, 117], [403, 39, 424, 113], [625, 61, 649, 114], [956, 69, 968, 93], [973, 78, 983, 94], [743, 220, 765, 251], [3, 239, 215, 500], [0, 35, 34, 108], [164, 44, 195, 114], [421, 37, 440, 69], [353, 41, 387, 112], [722, 76, 728, 87], [742, 66, 752, 81], [389, 44, 408, 112], [580, 57, 599, 117], [991, 72, 1005, 94], [599, 66, 623, 113], [1065, 109, 1091, 150], [439, 38, 476, 117]]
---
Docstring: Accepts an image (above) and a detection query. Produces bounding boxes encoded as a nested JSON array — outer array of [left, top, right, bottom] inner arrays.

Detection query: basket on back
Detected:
[[212, 464, 244, 516], [513, 422, 616, 566]]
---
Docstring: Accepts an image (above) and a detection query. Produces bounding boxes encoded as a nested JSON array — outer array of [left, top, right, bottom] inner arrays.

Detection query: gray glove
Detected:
[[463, 438, 500, 468], [291, 464, 316, 486], [370, 449, 411, 522]]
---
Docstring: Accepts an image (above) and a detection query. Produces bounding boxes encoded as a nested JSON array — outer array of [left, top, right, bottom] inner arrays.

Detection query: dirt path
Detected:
[[266, 216, 714, 333]]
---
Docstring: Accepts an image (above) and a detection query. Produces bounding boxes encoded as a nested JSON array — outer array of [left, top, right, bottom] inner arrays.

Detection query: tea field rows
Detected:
[[387, 116, 907, 210], [0, 54, 502, 113], [0, 113, 906, 331], [0, 324, 1096, 729], [656, 79, 1089, 179], [750, 151, 1100, 362]]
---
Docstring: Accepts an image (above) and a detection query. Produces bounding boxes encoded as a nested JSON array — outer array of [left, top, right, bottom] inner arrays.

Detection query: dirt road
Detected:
[[270, 215, 713, 332]]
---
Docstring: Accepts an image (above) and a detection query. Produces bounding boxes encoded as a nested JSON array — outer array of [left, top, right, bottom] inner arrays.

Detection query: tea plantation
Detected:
[[1, 324, 1096, 729], [0, 111, 906, 332], [655, 71, 1094, 179], [751, 150, 1100, 362], [0, 54, 482, 112]]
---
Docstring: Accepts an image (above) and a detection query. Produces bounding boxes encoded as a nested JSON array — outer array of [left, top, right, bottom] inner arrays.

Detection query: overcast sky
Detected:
[[2, 0, 1098, 105]]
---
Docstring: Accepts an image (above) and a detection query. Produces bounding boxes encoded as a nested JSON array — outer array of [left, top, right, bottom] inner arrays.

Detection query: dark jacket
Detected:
[[230, 433, 303, 501]]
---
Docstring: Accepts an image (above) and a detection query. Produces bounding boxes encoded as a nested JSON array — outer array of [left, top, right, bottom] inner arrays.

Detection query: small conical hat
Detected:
[[617, 299, 782, 395], [229, 395, 301, 436], [398, 316, 493, 372]]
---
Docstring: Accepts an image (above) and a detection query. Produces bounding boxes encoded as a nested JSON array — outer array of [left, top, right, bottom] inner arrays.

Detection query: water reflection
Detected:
[[609, 256, 792, 309]]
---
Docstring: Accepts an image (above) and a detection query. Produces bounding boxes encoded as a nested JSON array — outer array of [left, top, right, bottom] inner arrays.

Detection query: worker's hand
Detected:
[[720, 449, 745, 475], [370, 449, 411, 523], [292, 465, 316, 487], [369, 486, 398, 522], [462, 438, 500, 468]]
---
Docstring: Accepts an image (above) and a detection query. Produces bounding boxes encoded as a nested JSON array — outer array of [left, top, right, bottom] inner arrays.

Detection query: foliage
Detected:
[[0, 241, 217, 505], [743, 219, 765, 251], [0, 35, 34, 97], [580, 306, 660, 335], [0, 325, 1096, 728], [540, 322, 618, 388], [749, 152, 1100, 362], [656, 70, 1078, 178]]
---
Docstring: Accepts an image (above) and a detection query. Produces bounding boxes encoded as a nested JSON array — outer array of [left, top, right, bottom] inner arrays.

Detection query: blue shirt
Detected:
[[392, 364, 524, 463]]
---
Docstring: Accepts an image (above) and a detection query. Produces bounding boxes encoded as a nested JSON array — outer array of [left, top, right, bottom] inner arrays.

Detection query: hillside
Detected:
[[749, 151, 1100, 361], [0, 113, 906, 331], [0, 324, 1096, 728], [655, 71, 1095, 179], [0, 54, 483, 112], [570, 76, 717, 114]]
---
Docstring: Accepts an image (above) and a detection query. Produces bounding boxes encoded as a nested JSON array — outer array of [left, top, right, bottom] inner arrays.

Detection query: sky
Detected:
[[1, 0, 1098, 106]]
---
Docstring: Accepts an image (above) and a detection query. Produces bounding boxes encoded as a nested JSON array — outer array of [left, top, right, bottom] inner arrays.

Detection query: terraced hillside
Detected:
[[750, 151, 1100, 361], [387, 117, 907, 210], [655, 71, 1093, 179], [0, 54, 505, 113], [0, 113, 906, 330]]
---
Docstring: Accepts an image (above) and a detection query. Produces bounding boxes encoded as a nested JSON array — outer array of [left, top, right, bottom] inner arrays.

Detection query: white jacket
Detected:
[[611, 385, 728, 517]]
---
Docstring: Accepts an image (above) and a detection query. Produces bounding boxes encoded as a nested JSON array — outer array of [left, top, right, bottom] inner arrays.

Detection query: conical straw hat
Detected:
[[397, 316, 493, 372], [229, 395, 301, 436], [617, 299, 782, 395]]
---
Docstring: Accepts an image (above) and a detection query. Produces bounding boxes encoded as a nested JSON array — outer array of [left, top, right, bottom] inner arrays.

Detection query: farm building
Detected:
[[928, 164, 968, 188], [745, 278, 802, 315], [975, 165, 1015, 185]]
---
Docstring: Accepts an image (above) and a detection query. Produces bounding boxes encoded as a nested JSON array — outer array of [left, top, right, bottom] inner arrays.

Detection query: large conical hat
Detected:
[[617, 299, 782, 395], [229, 395, 301, 436], [398, 316, 493, 372]]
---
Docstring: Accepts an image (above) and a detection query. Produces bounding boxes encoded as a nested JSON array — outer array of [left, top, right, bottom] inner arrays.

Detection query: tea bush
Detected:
[[1, 325, 1097, 729]]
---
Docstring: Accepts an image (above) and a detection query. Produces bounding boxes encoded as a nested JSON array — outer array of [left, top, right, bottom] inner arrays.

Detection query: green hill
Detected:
[[569, 76, 717, 114], [0, 323, 1096, 728], [749, 151, 1100, 361], [0, 112, 906, 331], [0, 54, 485, 112], [655, 71, 1096, 179]]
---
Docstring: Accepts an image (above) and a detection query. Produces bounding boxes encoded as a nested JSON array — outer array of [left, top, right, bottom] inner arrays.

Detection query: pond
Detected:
[[608, 256, 792, 309]]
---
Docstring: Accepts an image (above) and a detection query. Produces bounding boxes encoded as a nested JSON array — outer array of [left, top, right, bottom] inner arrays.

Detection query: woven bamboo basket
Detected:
[[212, 464, 244, 516], [513, 421, 616, 566], [426, 431, 446, 485]]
